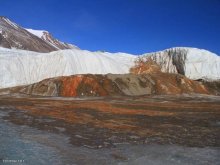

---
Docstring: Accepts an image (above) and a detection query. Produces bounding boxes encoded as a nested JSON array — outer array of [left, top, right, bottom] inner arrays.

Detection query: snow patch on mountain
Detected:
[[26, 28, 79, 50], [26, 28, 61, 49], [25, 29, 46, 38], [0, 16, 78, 52]]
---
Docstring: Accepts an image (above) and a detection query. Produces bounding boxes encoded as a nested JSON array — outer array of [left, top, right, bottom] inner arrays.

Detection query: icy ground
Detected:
[[0, 107, 219, 165]]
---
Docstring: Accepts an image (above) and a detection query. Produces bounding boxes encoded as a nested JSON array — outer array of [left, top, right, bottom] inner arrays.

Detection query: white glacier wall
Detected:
[[0, 48, 136, 88], [0, 47, 219, 89], [184, 48, 220, 80], [142, 47, 220, 80]]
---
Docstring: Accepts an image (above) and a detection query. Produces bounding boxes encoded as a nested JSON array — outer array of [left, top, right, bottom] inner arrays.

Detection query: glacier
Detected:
[[0, 48, 135, 88], [141, 47, 220, 80], [0, 47, 220, 89]]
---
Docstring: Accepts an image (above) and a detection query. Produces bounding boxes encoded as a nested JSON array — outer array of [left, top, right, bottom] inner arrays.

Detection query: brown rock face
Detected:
[[39, 31, 78, 50], [130, 57, 161, 74], [129, 57, 213, 95], [59, 75, 120, 97], [0, 16, 57, 52], [196, 79, 220, 95], [148, 72, 209, 95], [0, 73, 215, 97]]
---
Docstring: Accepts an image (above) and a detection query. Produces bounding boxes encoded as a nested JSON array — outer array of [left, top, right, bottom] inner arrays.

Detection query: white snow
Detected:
[[0, 28, 7, 38], [0, 47, 219, 89], [142, 47, 220, 80], [3, 18, 19, 29], [25, 28, 46, 38], [184, 48, 220, 80], [43, 37, 61, 50], [0, 48, 136, 88]]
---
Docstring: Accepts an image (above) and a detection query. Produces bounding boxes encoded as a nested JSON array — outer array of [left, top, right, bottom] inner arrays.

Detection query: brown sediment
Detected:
[[130, 57, 161, 74], [0, 95, 219, 148], [149, 72, 210, 95], [0, 73, 215, 97], [59, 75, 114, 97]]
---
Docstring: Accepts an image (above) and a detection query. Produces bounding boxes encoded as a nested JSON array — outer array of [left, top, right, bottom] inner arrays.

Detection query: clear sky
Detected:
[[0, 0, 220, 55]]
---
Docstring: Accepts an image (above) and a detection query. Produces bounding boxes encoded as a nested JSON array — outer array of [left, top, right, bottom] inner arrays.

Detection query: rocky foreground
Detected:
[[0, 95, 220, 148], [0, 95, 219, 164]]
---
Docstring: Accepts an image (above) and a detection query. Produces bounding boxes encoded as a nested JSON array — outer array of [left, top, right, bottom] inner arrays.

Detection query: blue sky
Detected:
[[1, 0, 220, 55]]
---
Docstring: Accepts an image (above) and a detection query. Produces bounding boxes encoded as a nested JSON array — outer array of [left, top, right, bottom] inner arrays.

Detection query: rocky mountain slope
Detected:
[[26, 28, 78, 50], [0, 16, 77, 52], [0, 72, 213, 97]]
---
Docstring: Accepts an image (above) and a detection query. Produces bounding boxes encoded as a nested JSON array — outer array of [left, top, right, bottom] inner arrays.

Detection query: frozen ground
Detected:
[[0, 95, 220, 165], [0, 109, 219, 165]]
